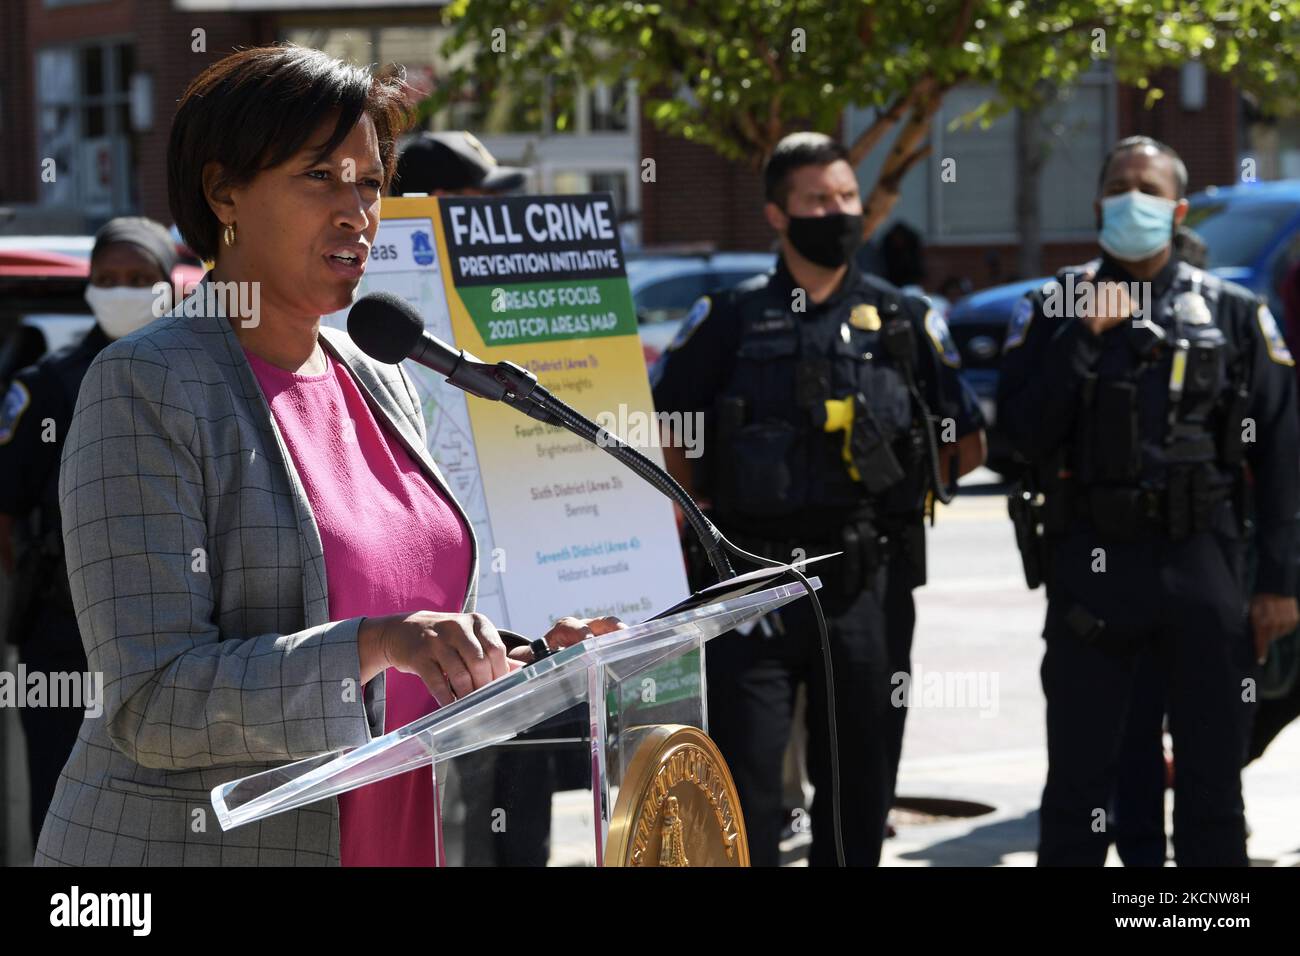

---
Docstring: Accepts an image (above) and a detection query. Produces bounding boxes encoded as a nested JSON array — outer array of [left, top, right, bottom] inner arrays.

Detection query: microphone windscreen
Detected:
[[347, 291, 425, 364]]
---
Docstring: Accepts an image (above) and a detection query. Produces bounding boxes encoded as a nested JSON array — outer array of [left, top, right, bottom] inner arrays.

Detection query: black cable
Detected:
[[717, 537, 845, 868], [508, 374, 844, 865], [531, 389, 734, 580], [904, 377, 956, 507]]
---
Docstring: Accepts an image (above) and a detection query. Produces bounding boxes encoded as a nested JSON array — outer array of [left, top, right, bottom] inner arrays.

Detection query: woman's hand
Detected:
[[506, 615, 628, 665], [359, 611, 512, 705]]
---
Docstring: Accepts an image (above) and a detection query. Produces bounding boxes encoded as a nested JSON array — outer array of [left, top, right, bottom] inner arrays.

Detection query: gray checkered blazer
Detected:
[[35, 281, 483, 866]]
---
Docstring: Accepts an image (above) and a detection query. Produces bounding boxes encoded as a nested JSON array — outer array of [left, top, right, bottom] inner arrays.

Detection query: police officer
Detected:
[[0, 216, 177, 845], [998, 136, 1299, 866], [652, 132, 986, 866], [392, 130, 529, 197]]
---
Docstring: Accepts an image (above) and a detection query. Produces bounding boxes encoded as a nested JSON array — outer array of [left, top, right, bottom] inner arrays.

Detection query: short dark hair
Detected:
[[168, 44, 411, 260], [1098, 135, 1188, 199], [763, 132, 851, 207]]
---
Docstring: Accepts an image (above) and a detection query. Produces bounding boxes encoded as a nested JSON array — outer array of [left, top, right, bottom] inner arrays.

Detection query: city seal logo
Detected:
[[411, 230, 435, 267], [605, 725, 749, 867]]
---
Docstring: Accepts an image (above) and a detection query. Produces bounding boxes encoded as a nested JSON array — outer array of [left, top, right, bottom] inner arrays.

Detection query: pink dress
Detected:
[[246, 345, 473, 867]]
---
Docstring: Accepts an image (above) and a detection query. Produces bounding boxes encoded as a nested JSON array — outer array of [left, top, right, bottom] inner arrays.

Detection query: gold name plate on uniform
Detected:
[[605, 725, 749, 867]]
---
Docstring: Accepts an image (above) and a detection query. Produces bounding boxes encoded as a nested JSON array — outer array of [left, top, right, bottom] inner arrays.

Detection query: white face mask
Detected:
[[84, 284, 163, 340]]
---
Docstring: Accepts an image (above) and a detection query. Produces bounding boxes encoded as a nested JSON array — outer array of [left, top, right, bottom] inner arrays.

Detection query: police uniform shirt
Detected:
[[651, 256, 981, 514], [997, 253, 1299, 595], [0, 324, 110, 650]]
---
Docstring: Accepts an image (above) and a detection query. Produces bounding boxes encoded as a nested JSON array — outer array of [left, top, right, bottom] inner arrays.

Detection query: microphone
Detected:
[[346, 291, 733, 579], [347, 291, 555, 424]]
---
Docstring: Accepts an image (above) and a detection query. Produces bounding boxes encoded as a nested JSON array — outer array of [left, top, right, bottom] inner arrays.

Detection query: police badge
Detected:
[[1173, 290, 1214, 326]]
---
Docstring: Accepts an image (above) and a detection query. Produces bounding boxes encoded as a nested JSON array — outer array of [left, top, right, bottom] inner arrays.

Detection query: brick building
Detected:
[[0, 1, 1287, 291]]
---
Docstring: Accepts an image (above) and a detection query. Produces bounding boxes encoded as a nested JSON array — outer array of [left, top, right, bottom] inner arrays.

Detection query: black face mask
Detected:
[[785, 212, 864, 268]]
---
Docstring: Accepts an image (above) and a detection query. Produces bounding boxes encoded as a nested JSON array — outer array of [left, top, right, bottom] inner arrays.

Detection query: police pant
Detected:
[[883, 567, 916, 806], [15, 609, 87, 849], [706, 568, 894, 867], [1038, 527, 1254, 867], [1111, 646, 1167, 867]]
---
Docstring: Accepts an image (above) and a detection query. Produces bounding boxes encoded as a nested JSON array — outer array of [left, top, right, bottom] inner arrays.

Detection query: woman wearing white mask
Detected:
[[0, 215, 177, 852], [82, 216, 180, 339]]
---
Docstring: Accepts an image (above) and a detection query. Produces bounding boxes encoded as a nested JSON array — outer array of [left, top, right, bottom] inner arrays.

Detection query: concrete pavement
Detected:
[[877, 468, 1300, 867]]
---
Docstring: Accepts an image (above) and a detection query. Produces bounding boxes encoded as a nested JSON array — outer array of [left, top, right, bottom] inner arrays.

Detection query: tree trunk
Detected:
[[1015, 101, 1045, 279]]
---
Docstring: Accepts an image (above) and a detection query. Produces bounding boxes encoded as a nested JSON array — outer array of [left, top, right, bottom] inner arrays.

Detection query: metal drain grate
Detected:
[[891, 796, 997, 825]]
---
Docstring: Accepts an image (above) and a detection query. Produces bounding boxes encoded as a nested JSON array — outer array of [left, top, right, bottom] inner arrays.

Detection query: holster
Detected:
[[847, 393, 906, 495], [839, 519, 886, 594], [1007, 480, 1045, 590]]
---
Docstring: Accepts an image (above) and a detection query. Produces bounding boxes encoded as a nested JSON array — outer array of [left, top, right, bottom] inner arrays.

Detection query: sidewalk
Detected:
[[879, 720, 1300, 866]]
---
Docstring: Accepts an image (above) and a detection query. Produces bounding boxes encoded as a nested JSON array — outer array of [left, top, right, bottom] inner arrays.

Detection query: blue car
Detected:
[[946, 179, 1300, 472]]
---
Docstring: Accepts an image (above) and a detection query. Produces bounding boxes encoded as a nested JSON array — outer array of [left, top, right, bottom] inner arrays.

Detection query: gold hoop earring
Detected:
[[223, 222, 236, 247]]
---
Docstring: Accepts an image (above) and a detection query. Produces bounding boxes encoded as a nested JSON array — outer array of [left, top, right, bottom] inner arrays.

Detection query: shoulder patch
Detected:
[[666, 296, 711, 353], [1257, 304, 1295, 366], [924, 309, 961, 368], [1003, 297, 1034, 352], [0, 380, 31, 445]]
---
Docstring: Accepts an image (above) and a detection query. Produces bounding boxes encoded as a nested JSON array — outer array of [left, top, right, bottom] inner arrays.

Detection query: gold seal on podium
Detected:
[[605, 725, 749, 867]]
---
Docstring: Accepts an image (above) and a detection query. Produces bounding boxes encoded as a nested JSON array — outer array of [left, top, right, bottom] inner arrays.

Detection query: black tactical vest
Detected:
[[1065, 260, 1247, 493], [707, 274, 924, 537]]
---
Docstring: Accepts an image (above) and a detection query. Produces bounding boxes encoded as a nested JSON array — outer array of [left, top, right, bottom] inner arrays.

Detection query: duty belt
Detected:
[[1073, 478, 1231, 541], [728, 518, 904, 597]]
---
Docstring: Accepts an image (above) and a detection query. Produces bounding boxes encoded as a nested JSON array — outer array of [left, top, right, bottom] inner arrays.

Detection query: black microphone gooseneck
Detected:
[[347, 291, 734, 581], [347, 290, 848, 867]]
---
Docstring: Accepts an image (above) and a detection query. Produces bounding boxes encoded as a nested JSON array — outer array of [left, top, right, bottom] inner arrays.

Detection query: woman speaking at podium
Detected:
[[36, 44, 621, 867]]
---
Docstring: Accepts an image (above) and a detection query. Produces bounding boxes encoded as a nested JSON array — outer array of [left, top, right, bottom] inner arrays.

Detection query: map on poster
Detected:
[[322, 195, 688, 639]]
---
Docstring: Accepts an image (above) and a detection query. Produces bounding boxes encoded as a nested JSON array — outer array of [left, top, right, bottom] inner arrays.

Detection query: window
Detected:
[[282, 26, 635, 137], [847, 66, 1115, 244], [36, 41, 137, 215]]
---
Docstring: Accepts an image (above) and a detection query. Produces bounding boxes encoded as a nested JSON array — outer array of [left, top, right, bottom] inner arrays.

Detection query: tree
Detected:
[[431, 0, 1300, 237]]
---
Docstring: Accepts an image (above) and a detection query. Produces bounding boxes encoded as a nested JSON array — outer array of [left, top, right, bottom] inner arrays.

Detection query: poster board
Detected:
[[322, 194, 688, 638]]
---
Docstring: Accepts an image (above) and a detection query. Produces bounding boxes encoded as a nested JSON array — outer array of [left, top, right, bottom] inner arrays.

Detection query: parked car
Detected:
[[945, 180, 1300, 474], [628, 252, 775, 365], [0, 235, 204, 385]]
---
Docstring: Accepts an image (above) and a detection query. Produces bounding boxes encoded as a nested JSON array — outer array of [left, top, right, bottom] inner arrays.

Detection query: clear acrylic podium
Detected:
[[211, 577, 818, 866]]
